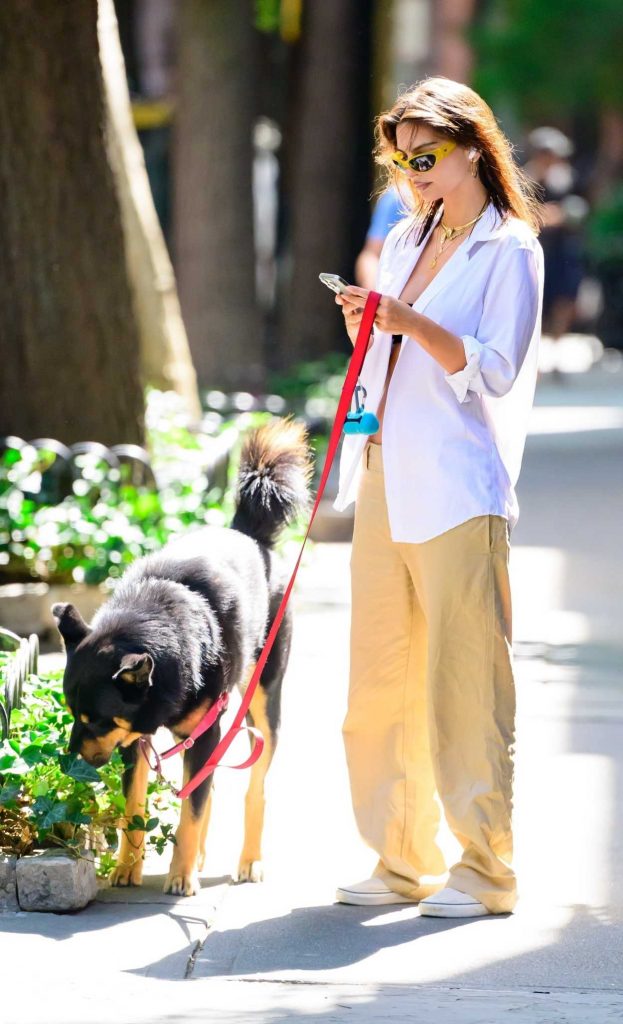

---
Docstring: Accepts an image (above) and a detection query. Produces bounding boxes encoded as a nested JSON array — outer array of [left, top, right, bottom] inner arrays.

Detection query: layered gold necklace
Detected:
[[430, 197, 489, 269]]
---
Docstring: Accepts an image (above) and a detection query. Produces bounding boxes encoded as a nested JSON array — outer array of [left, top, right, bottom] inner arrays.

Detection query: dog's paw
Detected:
[[237, 859, 264, 884], [110, 861, 143, 887], [163, 870, 200, 896]]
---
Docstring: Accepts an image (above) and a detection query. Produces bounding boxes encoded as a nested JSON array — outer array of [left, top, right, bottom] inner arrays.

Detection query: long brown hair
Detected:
[[375, 76, 545, 243]]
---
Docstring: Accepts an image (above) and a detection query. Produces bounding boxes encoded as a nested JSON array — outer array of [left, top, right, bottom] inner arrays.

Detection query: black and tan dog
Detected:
[[52, 419, 312, 895]]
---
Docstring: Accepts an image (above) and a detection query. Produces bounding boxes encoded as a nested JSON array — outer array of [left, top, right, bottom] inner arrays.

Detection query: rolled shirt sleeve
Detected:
[[445, 243, 540, 403]]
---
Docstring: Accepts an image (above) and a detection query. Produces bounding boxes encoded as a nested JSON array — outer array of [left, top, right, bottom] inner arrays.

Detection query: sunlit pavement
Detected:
[[3, 357, 622, 1023], [193, 358, 623, 1015]]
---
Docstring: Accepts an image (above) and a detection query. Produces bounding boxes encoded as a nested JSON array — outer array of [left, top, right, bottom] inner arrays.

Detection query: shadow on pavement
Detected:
[[0, 874, 231, 941], [179, 902, 489, 980]]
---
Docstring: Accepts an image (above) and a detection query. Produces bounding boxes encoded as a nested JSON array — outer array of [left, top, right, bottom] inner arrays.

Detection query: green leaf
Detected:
[[64, 808, 91, 826], [105, 828, 119, 849], [20, 743, 54, 767], [58, 753, 101, 783], [0, 753, 32, 776], [144, 817, 159, 832], [32, 797, 70, 829], [0, 782, 21, 805]]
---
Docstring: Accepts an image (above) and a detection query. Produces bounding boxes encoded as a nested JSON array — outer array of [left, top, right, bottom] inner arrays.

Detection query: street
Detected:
[[1, 364, 622, 1024]]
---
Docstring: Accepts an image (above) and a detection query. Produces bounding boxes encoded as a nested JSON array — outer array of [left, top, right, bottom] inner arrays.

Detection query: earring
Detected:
[[468, 147, 479, 177]]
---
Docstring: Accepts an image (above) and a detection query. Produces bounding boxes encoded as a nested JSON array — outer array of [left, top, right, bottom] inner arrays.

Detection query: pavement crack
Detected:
[[184, 937, 203, 979], [183, 877, 235, 980]]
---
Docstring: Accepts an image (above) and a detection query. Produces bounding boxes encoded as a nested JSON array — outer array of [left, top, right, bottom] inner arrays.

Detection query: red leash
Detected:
[[141, 291, 381, 800]]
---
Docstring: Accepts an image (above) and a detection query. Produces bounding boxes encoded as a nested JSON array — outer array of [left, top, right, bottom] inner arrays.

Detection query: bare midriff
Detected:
[[368, 219, 467, 445]]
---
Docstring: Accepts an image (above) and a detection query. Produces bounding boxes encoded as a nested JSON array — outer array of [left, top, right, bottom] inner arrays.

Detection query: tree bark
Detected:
[[589, 108, 623, 205], [0, 0, 144, 446], [98, 0, 201, 420], [280, 0, 374, 368], [174, 0, 263, 392]]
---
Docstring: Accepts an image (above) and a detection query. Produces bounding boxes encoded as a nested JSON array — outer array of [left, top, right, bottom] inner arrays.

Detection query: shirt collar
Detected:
[[464, 200, 511, 253]]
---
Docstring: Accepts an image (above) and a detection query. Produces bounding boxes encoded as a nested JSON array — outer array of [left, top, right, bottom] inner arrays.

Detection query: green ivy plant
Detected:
[[0, 395, 275, 587], [0, 389, 318, 876], [0, 669, 179, 876]]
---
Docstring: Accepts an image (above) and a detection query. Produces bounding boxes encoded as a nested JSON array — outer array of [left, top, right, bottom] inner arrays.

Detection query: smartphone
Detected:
[[319, 273, 350, 295]]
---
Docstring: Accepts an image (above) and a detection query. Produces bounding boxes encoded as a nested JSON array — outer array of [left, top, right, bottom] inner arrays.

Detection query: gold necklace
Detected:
[[430, 198, 489, 268]]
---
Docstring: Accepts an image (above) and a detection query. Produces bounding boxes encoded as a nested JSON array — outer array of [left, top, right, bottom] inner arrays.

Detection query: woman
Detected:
[[333, 77, 545, 918]]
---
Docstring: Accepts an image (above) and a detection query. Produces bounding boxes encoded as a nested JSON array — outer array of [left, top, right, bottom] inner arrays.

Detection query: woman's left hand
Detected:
[[340, 287, 419, 337]]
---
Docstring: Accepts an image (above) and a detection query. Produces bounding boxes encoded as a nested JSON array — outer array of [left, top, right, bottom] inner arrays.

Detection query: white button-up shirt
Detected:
[[333, 200, 545, 542]]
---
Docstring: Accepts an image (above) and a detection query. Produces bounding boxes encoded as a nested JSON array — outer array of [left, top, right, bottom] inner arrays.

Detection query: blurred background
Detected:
[[0, 0, 622, 635], [119, 0, 623, 388]]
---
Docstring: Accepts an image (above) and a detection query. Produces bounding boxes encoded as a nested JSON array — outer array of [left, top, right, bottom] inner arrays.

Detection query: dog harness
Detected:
[[140, 291, 382, 800], [138, 691, 264, 798]]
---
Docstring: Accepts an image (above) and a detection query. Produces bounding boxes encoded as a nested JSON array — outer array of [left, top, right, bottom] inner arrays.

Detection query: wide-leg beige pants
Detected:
[[343, 442, 517, 913]]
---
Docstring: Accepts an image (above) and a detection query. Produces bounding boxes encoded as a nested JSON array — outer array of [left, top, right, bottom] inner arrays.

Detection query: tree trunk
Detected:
[[98, 0, 201, 421], [0, 1, 144, 446], [174, 0, 263, 392], [280, 0, 374, 368], [589, 107, 623, 205]]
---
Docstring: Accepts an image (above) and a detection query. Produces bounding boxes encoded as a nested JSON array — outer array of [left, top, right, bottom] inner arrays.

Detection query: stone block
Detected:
[[45, 584, 107, 639], [0, 583, 48, 638], [0, 582, 107, 644], [0, 853, 18, 911], [16, 849, 98, 912]]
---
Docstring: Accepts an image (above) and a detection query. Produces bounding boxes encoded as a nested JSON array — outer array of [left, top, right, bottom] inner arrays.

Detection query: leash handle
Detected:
[[175, 291, 382, 800]]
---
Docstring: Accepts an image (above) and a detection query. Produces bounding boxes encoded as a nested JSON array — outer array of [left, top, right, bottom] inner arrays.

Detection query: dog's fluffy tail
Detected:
[[231, 418, 313, 548]]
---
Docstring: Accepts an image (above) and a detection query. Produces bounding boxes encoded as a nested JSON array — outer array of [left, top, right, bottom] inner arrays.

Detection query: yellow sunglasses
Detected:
[[391, 140, 457, 173]]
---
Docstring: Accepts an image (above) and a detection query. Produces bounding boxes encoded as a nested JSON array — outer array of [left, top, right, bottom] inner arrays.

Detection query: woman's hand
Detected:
[[335, 289, 366, 347], [337, 286, 419, 340], [337, 285, 468, 375]]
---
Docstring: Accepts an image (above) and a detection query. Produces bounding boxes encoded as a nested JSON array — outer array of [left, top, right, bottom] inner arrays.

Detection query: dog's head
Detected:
[[52, 602, 155, 766]]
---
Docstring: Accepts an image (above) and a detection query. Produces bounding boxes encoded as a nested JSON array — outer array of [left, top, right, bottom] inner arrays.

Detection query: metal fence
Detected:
[[0, 628, 39, 741]]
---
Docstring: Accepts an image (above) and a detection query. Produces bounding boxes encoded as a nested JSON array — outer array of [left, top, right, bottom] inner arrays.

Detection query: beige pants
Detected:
[[343, 442, 517, 913]]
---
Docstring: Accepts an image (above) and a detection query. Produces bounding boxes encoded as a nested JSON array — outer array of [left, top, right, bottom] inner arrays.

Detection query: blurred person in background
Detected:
[[523, 127, 589, 346], [355, 186, 404, 288]]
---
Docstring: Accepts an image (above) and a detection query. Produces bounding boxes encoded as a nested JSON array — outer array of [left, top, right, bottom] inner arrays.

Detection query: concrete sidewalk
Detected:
[[1, 364, 622, 1023]]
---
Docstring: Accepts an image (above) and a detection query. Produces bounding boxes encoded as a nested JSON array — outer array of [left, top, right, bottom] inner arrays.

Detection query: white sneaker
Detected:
[[419, 886, 491, 918], [335, 876, 418, 906]]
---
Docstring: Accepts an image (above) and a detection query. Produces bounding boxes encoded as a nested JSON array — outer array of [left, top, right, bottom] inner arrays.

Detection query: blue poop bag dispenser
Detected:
[[343, 383, 380, 435]]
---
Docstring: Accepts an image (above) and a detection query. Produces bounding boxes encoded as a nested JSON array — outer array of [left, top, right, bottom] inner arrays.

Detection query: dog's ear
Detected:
[[112, 653, 155, 690], [51, 603, 91, 648]]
